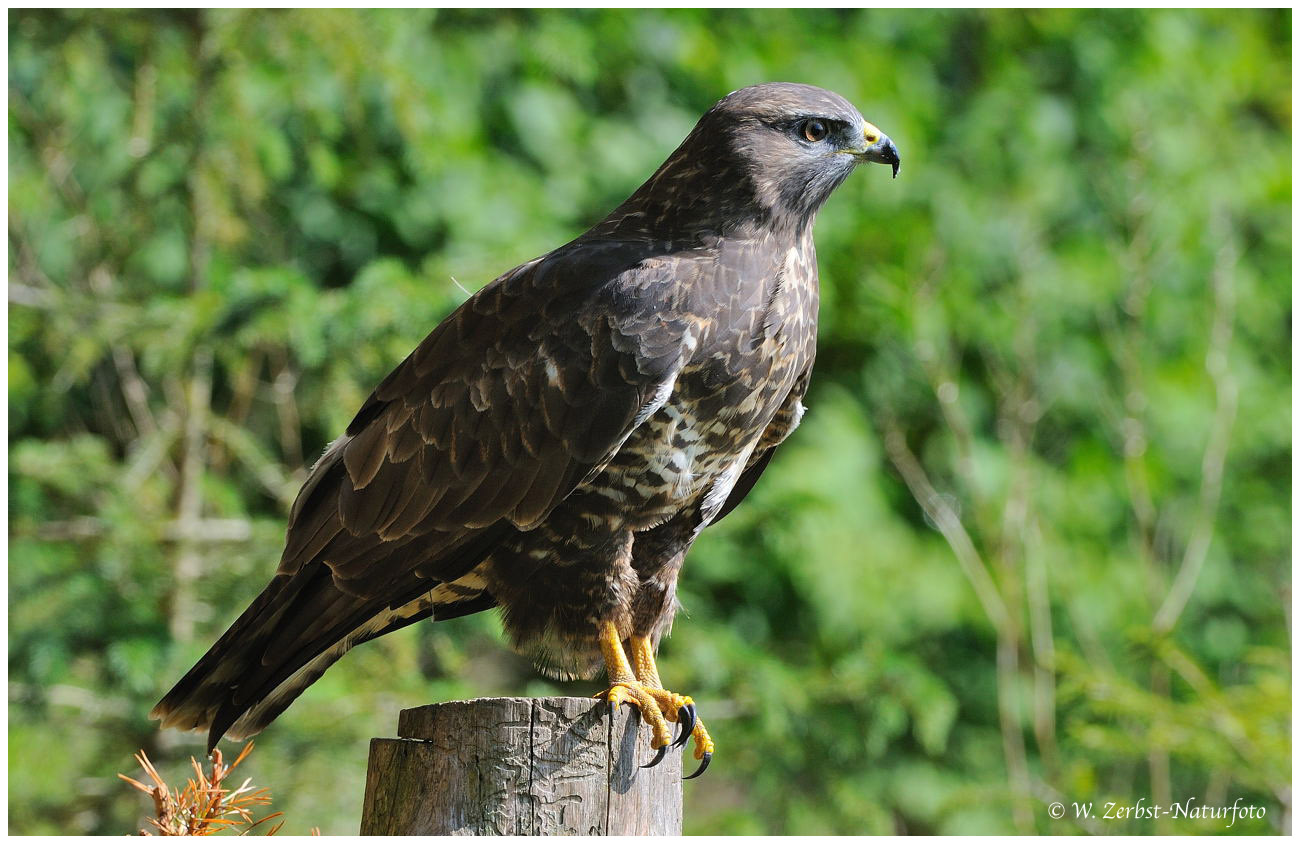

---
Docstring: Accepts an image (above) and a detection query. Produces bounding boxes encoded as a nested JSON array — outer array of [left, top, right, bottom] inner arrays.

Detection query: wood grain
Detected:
[[360, 697, 682, 835]]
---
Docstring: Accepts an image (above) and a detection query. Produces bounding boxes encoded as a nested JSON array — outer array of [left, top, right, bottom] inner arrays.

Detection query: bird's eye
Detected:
[[801, 119, 828, 143]]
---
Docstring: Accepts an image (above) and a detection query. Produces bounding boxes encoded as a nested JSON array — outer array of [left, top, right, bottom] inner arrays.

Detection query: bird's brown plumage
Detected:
[[152, 82, 899, 750]]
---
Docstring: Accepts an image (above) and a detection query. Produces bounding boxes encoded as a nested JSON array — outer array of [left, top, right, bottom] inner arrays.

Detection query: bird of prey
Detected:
[[153, 82, 899, 778]]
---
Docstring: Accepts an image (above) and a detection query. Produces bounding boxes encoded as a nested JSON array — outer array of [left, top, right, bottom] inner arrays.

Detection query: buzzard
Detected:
[[153, 82, 899, 778]]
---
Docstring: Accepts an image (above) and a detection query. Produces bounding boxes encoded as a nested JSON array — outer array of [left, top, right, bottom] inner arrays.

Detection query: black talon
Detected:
[[641, 745, 667, 769], [684, 752, 712, 780], [672, 703, 696, 749]]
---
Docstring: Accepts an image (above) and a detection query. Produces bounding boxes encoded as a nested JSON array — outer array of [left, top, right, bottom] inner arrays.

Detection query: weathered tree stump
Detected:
[[360, 696, 682, 835]]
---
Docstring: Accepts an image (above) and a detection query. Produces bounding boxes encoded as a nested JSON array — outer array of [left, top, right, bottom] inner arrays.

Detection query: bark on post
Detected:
[[360, 696, 683, 835]]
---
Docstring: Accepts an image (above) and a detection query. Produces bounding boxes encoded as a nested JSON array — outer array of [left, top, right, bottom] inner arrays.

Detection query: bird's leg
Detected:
[[628, 634, 714, 779], [593, 621, 715, 777], [594, 620, 675, 751], [628, 633, 664, 689]]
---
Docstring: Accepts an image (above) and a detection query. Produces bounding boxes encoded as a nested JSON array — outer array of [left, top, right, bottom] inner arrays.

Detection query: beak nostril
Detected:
[[858, 133, 900, 178]]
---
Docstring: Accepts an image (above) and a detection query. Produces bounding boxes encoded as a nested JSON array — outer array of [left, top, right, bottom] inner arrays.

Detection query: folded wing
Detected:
[[152, 239, 695, 748]]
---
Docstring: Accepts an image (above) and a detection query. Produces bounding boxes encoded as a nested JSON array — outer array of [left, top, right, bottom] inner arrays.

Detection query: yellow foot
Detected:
[[595, 621, 715, 779], [683, 716, 715, 780], [593, 681, 714, 778], [597, 680, 675, 749]]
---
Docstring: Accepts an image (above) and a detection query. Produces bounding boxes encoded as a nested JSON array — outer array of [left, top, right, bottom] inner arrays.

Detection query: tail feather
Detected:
[[151, 561, 496, 751], [220, 591, 495, 745], [150, 570, 315, 734]]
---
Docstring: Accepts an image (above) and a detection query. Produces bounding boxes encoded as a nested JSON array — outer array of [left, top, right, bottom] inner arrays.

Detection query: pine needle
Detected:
[[119, 742, 288, 836]]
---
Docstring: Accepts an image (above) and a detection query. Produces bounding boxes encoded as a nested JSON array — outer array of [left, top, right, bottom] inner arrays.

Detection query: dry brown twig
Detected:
[[118, 742, 286, 836]]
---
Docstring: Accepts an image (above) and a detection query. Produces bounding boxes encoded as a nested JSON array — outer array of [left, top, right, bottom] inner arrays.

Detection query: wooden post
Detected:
[[360, 697, 683, 835]]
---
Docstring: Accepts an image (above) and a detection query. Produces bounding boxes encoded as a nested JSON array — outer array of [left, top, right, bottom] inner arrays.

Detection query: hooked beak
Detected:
[[854, 122, 900, 178]]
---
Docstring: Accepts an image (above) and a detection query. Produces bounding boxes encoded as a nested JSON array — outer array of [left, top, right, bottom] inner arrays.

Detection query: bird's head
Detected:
[[702, 82, 900, 226], [597, 82, 899, 241]]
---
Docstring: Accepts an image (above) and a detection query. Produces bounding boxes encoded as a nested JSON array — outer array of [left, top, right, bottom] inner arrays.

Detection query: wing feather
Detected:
[[291, 238, 690, 594], [153, 238, 695, 746]]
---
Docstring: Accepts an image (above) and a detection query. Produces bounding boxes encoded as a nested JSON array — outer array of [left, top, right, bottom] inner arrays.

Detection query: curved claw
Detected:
[[672, 703, 696, 749], [684, 751, 712, 780], [641, 745, 668, 769]]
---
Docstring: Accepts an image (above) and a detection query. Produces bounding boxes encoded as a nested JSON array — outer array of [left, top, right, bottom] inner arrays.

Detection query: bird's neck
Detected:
[[585, 147, 813, 247]]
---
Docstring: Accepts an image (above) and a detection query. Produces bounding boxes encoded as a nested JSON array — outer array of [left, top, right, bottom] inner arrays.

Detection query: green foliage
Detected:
[[9, 8, 1290, 835]]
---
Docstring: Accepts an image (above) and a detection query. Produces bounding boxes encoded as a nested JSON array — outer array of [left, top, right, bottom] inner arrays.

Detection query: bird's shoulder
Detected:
[[355, 237, 715, 426]]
